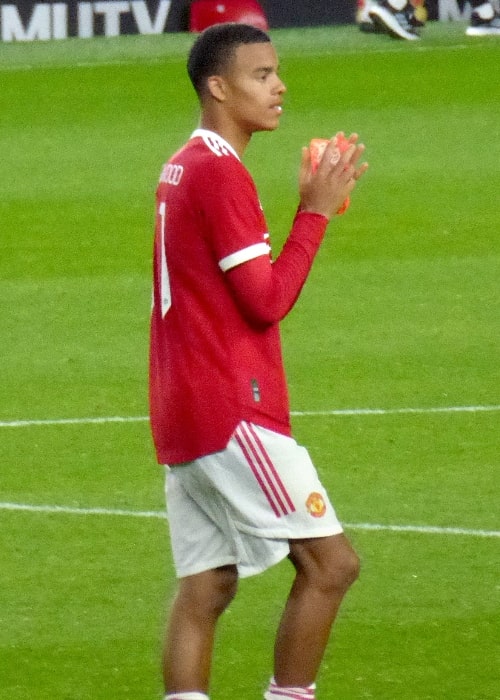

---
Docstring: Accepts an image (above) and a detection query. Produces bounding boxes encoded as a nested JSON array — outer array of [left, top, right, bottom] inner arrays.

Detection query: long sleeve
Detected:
[[226, 210, 329, 325]]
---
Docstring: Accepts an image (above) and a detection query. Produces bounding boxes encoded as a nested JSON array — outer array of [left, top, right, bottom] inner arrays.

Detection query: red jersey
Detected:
[[149, 129, 328, 465]]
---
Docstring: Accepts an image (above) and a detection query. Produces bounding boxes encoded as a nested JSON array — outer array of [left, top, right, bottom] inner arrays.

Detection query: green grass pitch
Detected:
[[1, 21, 499, 700]]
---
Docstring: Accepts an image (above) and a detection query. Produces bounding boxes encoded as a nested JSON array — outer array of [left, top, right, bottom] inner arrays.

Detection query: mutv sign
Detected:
[[0, 0, 175, 40]]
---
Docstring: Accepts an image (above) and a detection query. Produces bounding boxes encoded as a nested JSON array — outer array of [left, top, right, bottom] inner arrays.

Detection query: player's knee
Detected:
[[315, 546, 359, 595], [211, 565, 239, 615], [335, 546, 360, 589], [291, 536, 360, 594]]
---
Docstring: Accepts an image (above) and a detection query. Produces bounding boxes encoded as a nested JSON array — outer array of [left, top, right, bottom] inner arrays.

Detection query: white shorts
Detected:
[[165, 422, 343, 578]]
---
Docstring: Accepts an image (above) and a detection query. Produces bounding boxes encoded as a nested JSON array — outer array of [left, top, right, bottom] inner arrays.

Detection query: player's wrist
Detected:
[[296, 206, 330, 222]]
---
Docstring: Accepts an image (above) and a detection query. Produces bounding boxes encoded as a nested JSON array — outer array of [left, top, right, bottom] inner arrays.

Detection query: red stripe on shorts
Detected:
[[234, 422, 296, 518]]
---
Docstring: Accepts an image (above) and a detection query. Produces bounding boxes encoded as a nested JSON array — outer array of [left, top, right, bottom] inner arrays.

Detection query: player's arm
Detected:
[[226, 210, 328, 326], [226, 137, 368, 324]]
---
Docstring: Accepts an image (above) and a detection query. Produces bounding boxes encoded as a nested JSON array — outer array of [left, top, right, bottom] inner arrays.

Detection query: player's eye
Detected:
[[256, 68, 273, 82]]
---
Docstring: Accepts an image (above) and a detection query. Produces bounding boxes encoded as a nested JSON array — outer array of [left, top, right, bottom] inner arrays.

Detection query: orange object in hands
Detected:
[[309, 134, 351, 215]]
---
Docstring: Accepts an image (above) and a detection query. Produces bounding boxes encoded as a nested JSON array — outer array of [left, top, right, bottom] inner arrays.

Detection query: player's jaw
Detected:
[[237, 96, 284, 135]]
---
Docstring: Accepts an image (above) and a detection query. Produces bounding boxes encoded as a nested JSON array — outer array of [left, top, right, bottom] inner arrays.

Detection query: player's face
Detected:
[[221, 42, 286, 134]]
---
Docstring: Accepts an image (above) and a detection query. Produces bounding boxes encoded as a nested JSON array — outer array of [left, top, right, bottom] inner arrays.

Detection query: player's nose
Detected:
[[275, 77, 286, 94]]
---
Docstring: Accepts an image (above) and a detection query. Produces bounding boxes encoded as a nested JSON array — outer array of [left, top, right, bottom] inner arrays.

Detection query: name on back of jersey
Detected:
[[160, 163, 184, 186]]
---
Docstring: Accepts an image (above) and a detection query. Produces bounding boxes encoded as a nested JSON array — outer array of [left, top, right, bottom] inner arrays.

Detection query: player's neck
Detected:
[[199, 113, 251, 159]]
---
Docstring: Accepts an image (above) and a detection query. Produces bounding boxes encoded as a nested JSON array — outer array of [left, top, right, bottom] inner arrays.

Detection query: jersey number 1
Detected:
[[158, 201, 171, 318]]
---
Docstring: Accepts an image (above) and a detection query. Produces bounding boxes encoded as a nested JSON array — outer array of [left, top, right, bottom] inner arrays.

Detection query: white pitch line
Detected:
[[291, 405, 500, 417], [0, 502, 498, 538], [342, 522, 500, 539], [0, 502, 164, 519], [0, 415, 149, 428], [1, 404, 499, 429]]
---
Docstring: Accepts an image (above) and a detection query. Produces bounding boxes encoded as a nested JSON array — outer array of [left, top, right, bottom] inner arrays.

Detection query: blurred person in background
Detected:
[[358, 0, 500, 39]]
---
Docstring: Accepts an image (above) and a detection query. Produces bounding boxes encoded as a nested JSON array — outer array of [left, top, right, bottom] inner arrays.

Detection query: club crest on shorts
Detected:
[[306, 492, 326, 518]]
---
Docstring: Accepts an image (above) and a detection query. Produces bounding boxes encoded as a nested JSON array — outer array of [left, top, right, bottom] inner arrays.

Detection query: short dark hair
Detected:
[[187, 22, 271, 98]]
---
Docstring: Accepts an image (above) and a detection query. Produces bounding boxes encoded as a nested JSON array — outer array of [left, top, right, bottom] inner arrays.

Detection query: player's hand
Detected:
[[299, 133, 368, 220]]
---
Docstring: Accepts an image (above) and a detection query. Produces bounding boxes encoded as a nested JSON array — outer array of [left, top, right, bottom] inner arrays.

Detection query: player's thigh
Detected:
[[166, 465, 241, 578]]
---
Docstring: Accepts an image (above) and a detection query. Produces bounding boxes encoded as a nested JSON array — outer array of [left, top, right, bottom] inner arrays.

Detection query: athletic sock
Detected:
[[165, 693, 209, 700], [264, 676, 316, 700]]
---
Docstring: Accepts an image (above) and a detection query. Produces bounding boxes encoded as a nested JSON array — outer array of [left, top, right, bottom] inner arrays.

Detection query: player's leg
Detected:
[[163, 565, 238, 694], [184, 424, 357, 697], [267, 534, 359, 695], [163, 463, 241, 696]]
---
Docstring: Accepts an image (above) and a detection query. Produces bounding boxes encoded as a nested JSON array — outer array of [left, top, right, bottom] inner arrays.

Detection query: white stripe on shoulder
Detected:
[[191, 128, 240, 160], [219, 242, 271, 272]]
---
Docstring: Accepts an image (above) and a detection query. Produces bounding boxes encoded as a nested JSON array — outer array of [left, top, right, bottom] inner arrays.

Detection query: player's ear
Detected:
[[207, 75, 226, 102]]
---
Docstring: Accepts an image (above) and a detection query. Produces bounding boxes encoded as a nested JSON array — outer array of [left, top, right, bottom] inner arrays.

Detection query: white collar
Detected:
[[191, 128, 241, 161]]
